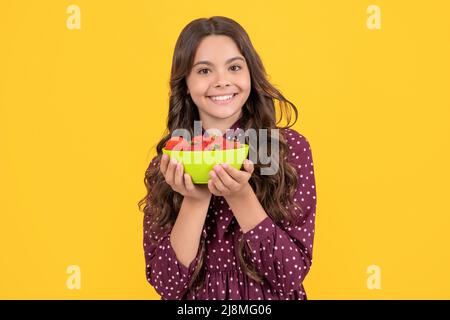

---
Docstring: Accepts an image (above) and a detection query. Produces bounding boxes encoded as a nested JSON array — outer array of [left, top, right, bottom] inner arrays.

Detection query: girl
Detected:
[[138, 16, 317, 300]]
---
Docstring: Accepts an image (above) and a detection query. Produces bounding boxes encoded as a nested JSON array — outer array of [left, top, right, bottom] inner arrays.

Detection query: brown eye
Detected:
[[230, 65, 242, 72], [198, 68, 210, 75]]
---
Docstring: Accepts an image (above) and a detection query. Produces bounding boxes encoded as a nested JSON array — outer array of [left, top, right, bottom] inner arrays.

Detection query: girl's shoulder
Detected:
[[279, 127, 314, 166], [280, 127, 311, 148]]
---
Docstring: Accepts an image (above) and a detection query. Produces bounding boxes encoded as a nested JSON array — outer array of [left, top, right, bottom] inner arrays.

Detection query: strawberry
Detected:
[[192, 135, 204, 143], [202, 135, 214, 147], [222, 138, 236, 150], [203, 142, 221, 151], [165, 137, 190, 151], [204, 136, 225, 151], [191, 135, 204, 151], [165, 134, 243, 151]]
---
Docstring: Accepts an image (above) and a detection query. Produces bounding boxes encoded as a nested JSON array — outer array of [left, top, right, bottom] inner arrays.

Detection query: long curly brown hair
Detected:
[[138, 16, 304, 295]]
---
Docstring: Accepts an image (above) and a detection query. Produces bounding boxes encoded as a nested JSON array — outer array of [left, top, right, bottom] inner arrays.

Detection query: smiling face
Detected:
[[186, 35, 251, 130]]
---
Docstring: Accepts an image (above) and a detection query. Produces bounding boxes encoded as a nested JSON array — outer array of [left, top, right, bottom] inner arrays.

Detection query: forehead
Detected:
[[193, 35, 243, 63]]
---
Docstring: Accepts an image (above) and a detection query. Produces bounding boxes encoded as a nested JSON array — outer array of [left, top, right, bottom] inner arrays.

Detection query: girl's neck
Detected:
[[200, 110, 243, 134]]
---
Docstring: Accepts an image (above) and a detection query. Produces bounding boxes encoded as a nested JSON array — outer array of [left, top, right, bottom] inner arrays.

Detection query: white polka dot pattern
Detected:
[[143, 122, 317, 300]]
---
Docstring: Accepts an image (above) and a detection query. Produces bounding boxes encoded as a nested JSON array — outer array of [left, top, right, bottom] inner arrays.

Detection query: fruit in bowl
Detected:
[[164, 135, 242, 151], [162, 135, 249, 184]]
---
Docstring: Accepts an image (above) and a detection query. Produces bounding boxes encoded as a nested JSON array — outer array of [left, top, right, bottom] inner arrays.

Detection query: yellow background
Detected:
[[1, 0, 449, 299]]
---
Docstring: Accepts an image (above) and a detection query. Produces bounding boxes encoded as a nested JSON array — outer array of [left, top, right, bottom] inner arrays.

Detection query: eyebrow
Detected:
[[192, 56, 245, 68]]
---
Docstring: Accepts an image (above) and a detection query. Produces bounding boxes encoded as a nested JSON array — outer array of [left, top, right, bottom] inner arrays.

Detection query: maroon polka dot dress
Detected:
[[143, 119, 317, 300]]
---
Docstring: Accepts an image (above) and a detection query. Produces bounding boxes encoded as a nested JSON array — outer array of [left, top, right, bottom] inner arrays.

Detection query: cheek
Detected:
[[190, 80, 211, 97], [187, 73, 207, 95], [236, 74, 251, 94]]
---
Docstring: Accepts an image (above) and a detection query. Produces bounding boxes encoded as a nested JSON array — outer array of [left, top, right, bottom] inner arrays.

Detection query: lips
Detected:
[[207, 93, 238, 97], [207, 93, 238, 105]]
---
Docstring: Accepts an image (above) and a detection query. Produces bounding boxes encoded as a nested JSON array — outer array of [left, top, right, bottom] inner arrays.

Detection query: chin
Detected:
[[207, 107, 241, 118]]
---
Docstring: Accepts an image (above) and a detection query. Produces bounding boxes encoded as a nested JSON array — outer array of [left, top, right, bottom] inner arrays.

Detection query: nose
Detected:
[[214, 82, 231, 88], [213, 70, 232, 88]]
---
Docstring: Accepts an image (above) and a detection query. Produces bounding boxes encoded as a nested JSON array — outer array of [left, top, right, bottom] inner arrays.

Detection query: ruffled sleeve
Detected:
[[241, 129, 317, 295], [143, 156, 205, 300]]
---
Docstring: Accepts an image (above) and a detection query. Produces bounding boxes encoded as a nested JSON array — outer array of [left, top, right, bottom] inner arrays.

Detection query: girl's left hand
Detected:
[[208, 159, 254, 197]]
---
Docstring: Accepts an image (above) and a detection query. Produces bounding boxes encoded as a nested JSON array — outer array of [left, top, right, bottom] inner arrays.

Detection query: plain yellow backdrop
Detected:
[[1, 0, 449, 299]]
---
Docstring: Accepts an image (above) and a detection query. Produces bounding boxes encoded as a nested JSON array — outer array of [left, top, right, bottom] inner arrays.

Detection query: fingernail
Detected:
[[162, 154, 168, 160], [222, 163, 228, 169], [171, 158, 177, 164], [209, 171, 216, 178]]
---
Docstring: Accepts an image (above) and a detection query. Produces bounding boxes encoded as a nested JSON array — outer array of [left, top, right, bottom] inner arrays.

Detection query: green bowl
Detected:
[[162, 144, 249, 184]]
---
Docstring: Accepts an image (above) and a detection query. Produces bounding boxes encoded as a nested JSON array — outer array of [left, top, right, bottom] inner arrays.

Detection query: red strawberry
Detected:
[[165, 137, 190, 151], [204, 136, 225, 151], [191, 135, 204, 151], [192, 135, 204, 143], [222, 138, 236, 150], [165, 137, 181, 150], [202, 135, 214, 147], [165, 135, 243, 151]]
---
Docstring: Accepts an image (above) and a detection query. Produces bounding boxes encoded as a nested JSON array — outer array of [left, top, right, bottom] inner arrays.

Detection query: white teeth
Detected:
[[209, 94, 235, 101]]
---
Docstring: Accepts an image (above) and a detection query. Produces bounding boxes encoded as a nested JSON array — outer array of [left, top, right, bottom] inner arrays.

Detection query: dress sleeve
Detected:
[[241, 129, 317, 295], [143, 156, 204, 300]]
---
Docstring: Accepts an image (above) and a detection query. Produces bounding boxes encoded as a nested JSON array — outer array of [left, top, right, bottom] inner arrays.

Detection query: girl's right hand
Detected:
[[160, 154, 211, 201]]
